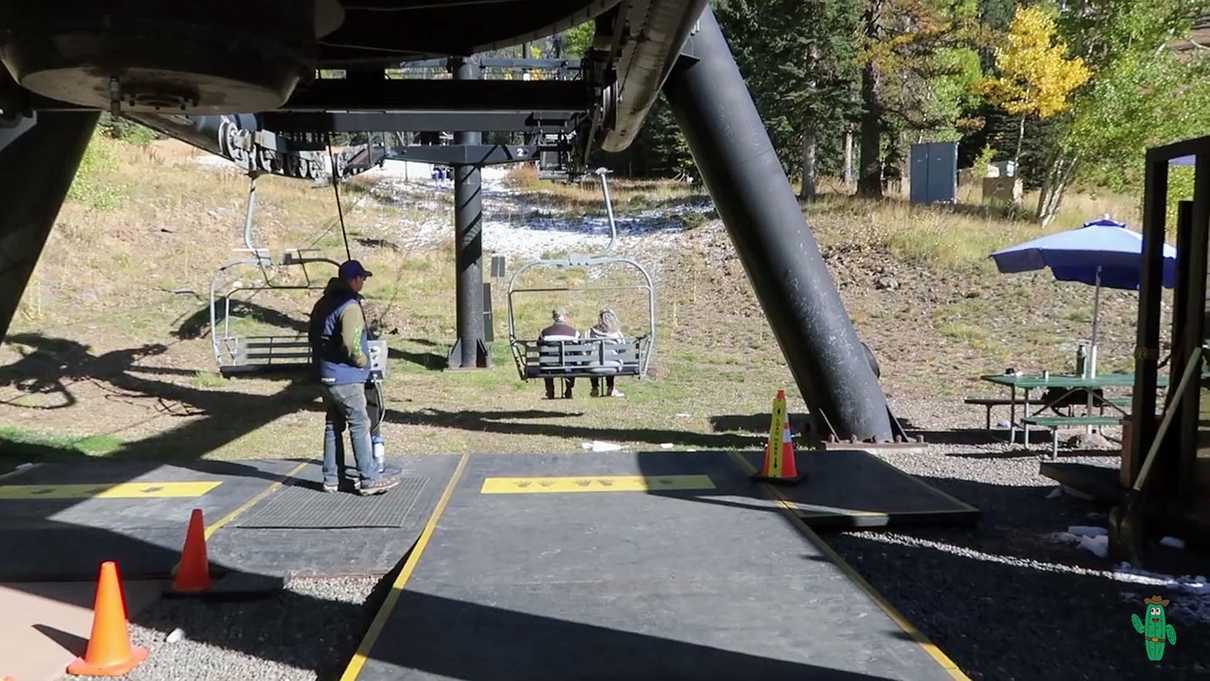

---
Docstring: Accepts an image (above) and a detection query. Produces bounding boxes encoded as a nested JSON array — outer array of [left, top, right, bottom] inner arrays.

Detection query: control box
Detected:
[[367, 339, 388, 381]]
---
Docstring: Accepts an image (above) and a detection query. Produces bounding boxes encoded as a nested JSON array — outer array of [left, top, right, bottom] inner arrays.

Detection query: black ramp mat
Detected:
[[0, 459, 302, 580], [741, 449, 980, 528], [209, 455, 461, 577], [234, 477, 427, 528], [352, 452, 963, 681]]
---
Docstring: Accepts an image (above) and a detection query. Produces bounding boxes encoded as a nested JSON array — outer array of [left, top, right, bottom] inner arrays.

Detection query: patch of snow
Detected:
[[365, 172, 713, 260], [1077, 534, 1109, 558], [1115, 565, 1210, 623], [581, 441, 624, 452], [1046, 529, 1110, 557], [1046, 531, 1078, 544], [1159, 536, 1187, 550]]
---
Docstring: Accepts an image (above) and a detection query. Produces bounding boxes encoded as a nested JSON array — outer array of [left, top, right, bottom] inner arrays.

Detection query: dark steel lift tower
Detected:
[[662, 9, 893, 442]]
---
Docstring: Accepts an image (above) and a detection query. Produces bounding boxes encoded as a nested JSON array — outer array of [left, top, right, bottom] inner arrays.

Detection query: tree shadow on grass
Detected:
[[0, 332, 322, 465], [389, 344, 447, 371], [388, 407, 762, 449], [172, 299, 310, 340], [709, 413, 813, 435]]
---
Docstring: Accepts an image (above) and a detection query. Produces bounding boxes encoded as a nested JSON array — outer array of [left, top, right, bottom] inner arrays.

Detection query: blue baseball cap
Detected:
[[338, 260, 373, 280]]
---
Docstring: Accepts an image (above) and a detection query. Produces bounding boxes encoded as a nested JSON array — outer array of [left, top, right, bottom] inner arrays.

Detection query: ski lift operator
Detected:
[[308, 260, 400, 496]]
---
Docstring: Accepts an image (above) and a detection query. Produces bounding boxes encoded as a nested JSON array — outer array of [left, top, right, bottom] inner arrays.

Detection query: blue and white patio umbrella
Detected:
[[990, 218, 1177, 376]]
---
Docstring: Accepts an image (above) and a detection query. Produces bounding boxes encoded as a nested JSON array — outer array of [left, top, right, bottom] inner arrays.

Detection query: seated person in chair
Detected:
[[539, 308, 579, 399], [588, 308, 625, 397]]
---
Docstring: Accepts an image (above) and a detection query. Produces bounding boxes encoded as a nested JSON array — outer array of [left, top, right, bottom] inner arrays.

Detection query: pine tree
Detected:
[[856, 0, 985, 198], [717, 0, 863, 200]]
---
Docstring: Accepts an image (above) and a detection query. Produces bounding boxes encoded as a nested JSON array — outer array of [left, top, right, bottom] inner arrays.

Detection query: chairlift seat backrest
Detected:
[[522, 337, 643, 378]]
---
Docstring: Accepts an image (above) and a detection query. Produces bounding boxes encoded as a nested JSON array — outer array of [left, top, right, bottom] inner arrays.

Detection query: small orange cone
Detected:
[[173, 508, 212, 593], [754, 390, 804, 483], [67, 561, 148, 676]]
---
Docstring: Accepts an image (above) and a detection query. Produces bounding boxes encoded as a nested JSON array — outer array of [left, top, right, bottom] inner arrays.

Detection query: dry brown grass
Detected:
[[501, 165, 706, 213], [0, 136, 1165, 460]]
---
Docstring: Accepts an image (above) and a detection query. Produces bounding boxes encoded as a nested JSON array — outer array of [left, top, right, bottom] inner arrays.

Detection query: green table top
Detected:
[[979, 372, 1169, 389]]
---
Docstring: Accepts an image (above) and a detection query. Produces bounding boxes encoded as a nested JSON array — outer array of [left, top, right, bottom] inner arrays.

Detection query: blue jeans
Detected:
[[321, 382, 378, 486]]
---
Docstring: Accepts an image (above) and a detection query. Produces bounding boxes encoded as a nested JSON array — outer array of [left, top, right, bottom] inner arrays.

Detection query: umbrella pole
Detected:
[[1088, 266, 1102, 436], [1090, 266, 1101, 378]]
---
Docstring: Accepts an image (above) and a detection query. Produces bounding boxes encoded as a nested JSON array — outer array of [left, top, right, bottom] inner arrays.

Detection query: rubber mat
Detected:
[[349, 452, 966, 681], [740, 450, 980, 529], [234, 477, 427, 529]]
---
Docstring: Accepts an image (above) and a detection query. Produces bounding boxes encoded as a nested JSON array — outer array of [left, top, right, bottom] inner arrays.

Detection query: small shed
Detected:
[[909, 142, 958, 205]]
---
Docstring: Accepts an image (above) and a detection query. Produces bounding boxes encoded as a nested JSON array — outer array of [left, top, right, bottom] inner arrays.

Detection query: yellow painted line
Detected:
[[340, 452, 470, 681], [727, 452, 971, 681], [204, 461, 308, 540], [0, 481, 221, 499], [481, 474, 715, 494]]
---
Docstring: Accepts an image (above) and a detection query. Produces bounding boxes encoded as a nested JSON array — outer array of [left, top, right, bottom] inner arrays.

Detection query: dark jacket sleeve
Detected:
[[339, 302, 369, 368]]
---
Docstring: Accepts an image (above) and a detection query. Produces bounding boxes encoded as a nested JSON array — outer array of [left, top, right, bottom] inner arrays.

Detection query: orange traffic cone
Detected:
[[754, 390, 804, 483], [67, 561, 148, 676], [172, 508, 212, 593]]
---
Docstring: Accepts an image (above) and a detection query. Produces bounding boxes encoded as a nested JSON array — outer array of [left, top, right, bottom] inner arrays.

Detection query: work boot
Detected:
[[590, 386, 600, 397], [358, 468, 401, 496]]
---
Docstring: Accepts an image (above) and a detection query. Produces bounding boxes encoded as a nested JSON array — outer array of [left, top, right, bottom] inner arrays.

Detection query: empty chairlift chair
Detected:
[[208, 173, 340, 375]]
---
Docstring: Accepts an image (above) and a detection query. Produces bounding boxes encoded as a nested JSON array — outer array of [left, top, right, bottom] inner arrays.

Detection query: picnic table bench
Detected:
[[964, 395, 1133, 430], [977, 372, 1165, 451], [1023, 415, 1124, 458]]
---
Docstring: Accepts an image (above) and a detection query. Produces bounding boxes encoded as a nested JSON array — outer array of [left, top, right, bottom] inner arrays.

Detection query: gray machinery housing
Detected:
[[0, 2, 895, 442]]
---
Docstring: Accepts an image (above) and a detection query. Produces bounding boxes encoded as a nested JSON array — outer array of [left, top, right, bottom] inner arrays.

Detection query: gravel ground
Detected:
[[76, 577, 385, 681], [825, 397, 1210, 680]]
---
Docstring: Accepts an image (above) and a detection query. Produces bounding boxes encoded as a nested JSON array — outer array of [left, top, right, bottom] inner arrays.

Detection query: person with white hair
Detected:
[[589, 308, 625, 397], [539, 307, 579, 399]]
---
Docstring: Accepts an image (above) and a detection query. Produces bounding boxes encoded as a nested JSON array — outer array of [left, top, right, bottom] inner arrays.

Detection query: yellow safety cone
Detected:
[[754, 390, 805, 483]]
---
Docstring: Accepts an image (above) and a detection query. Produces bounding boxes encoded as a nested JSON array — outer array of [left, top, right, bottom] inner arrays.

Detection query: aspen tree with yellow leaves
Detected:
[[978, 6, 1090, 166]]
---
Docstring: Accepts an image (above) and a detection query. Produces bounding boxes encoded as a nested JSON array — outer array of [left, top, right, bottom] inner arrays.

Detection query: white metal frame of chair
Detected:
[[505, 168, 657, 381], [207, 173, 340, 372]]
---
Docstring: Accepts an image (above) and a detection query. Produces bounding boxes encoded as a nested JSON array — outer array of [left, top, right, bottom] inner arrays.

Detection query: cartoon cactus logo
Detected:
[[1131, 595, 1177, 662]]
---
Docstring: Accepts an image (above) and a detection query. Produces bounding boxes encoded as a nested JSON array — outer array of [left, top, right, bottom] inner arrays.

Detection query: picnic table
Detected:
[[978, 372, 1168, 448]]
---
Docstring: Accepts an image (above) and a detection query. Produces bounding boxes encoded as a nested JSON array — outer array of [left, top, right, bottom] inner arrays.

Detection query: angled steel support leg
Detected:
[[0, 111, 99, 343], [662, 8, 892, 441]]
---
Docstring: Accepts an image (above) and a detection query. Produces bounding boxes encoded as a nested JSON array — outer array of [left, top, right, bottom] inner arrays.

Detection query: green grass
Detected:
[[191, 371, 227, 388], [938, 321, 990, 348], [0, 426, 123, 458]]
